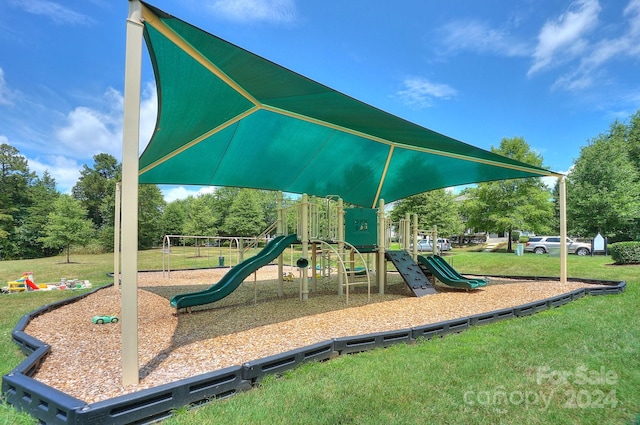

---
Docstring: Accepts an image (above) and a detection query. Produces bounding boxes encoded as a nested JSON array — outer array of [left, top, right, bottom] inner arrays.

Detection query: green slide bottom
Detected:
[[417, 255, 487, 290], [170, 234, 299, 310]]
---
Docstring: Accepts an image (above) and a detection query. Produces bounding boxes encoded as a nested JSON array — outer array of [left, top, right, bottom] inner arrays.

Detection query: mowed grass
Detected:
[[1, 250, 639, 424]]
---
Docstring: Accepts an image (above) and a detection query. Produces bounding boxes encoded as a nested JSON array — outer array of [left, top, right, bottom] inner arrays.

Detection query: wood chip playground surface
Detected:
[[23, 266, 601, 404]]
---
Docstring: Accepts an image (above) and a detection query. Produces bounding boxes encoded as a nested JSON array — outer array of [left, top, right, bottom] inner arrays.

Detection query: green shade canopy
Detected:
[[138, 3, 559, 207]]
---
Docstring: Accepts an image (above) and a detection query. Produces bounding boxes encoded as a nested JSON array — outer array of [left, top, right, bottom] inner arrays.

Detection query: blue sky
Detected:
[[1, 0, 639, 202]]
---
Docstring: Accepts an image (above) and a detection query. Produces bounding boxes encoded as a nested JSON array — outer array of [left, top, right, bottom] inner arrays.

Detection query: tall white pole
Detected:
[[277, 191, 284, 297], [377, 199, 385, 294], [559, 175, 568, 283], [337, 198, 344, 296], [113, 182, 121, 291], [301, 194, 309, 301], [121, 0, 143, 386], [404, 213, 410, 252], [412, 213, 418, 261]]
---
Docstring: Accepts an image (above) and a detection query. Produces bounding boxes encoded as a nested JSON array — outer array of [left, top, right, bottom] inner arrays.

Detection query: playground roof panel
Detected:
[[138, 2, 559, 207]]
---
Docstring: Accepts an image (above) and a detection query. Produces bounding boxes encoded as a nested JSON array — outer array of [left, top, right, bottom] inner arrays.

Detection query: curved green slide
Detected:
[[170, 234, 299, 310], [431, 255, 487, 286], [417, 255, 486, 290]]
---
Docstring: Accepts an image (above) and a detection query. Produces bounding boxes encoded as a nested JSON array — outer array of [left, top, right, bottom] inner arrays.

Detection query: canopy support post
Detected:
[[559, 175, 568, 283], [301, 194, 309, 301], [412, 213, 418, 261], [113, 182, 121, 291], [377, 199, 386, 294], [277, 191, 284, 297], [121, 0, 143, 386], [337, 198, 345, 296]]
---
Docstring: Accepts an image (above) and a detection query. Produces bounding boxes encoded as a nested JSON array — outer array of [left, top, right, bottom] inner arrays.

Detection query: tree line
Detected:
[[1, 110, 639, 260], [0, 149, 296, 260]]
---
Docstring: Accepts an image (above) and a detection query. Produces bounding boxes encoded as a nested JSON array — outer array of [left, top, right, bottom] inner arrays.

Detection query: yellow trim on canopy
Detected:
[[262, 104, 560, 178], [373, 146, 395, 207], [138, 106, 260, 175], [141, 4, 260, 107]]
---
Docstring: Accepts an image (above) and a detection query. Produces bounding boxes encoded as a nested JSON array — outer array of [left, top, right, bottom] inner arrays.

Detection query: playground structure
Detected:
[[169, 193, 375, 310], [168, 192, 488, 311]]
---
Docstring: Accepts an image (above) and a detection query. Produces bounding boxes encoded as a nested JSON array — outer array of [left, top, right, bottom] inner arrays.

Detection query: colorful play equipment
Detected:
[[5, 272, 40, 293], [2, 273, 93, 294]]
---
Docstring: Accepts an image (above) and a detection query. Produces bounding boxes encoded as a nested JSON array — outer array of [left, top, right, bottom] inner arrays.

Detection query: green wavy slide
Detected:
[[417, 254, 487, 290], [170, 234, 299, 310]]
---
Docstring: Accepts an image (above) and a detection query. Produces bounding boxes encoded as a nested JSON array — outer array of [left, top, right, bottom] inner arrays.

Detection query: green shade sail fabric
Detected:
[[138, 2, 559, 207]]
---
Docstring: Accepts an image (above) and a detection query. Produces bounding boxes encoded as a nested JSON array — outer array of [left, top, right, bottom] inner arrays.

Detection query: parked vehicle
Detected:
[[410, 238, 451, 252], [524, 236, 591, 255]]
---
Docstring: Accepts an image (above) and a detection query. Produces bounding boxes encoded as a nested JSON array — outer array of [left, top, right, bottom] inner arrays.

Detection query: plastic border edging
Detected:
[[2, 277, 626, 425], [333, 329, 413, 355], [242, 340, 336, 383], [75, 366, 251, 424]]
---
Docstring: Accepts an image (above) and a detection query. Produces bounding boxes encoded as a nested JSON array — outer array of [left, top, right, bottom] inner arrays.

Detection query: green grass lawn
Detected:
[[1, 251, 638, 424]]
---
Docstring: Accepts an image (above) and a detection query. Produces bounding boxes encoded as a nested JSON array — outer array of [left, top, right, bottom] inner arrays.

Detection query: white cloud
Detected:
[[55, 104, 122, 158], [0, 67, 15, 106], [27, 155, 82, 194], [54, 84, 157, 160], [23, 84, 158, 193], [396, 77, 458, 108], [10, 0, 94, 25], [161, 186, 217, 203], [550, 0, 640, 91], [528, 0, 601, 76], [207, 0, 298, 24], [438, 19, 530, 57], [139, 82, 158, 154]]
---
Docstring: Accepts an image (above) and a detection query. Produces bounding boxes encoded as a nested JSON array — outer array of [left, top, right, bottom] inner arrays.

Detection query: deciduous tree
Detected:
[[462, 137, 553, 251], [567, 121, 640, 239], [390, 189, 464, 238], [72, 153, 120, 229], [40, 195, 95, 263], [223, 189, 265, 236]]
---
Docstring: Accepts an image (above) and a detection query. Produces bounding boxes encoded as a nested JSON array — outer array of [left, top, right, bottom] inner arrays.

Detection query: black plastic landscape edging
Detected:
[[2, 277, 626, 425]]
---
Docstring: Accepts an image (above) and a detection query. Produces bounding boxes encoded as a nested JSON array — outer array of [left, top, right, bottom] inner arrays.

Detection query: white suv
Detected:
[[524, 236, 591, 256], [410, 238, 451, 252]]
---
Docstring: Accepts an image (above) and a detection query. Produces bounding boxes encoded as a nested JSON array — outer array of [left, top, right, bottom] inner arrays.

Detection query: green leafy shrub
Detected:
[[610, 241, 640, 264]]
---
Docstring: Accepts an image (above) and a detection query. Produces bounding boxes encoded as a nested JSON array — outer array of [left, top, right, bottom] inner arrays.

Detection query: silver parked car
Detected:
[[524, 236, 591, 255], [410, 238, 451, 252]]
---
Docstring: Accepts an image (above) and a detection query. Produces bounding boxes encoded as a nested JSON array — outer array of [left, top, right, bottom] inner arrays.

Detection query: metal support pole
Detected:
[[277, 191, 284, 297], [301, 194, 309, 301], [311, 242, 317, 292], [432, 225, 439, 256], [404, 213, 410, 252], [559, 175, 568, 283], [377, 199, 385, 294], [412, 213, 418, 261], [121, 0, 143, 387], [337, 198, 344, 295], [113, 182, 121, 291]]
